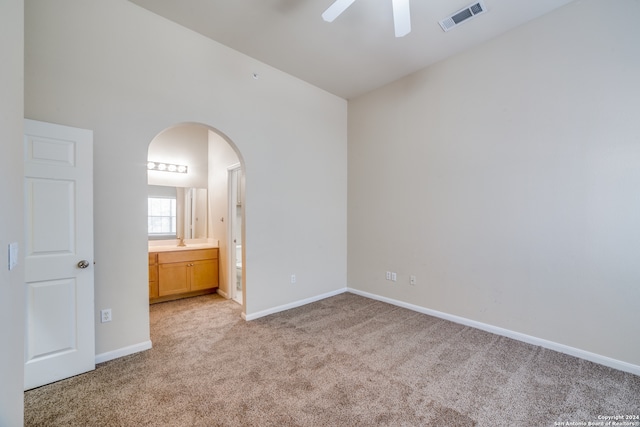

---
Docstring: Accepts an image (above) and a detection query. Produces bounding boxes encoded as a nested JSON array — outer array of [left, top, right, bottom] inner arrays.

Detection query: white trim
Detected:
[[347, 288, 640, 376], [95, 340, 152, 364], [217, 288, 229, 299], [244, 288, 348, 321]]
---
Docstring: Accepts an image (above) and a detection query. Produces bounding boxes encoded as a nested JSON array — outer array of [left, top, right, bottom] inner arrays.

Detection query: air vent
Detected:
[[439, 1, 488, 32]]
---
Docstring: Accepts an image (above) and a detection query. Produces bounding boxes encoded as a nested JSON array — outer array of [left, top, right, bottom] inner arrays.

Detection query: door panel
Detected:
[[24, 119, 95, 390], [27, 178, 75, 255], [25, 279, 77, 360]]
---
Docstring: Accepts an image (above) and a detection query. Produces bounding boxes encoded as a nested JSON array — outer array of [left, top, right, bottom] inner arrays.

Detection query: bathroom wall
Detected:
[[147, 124, 209, 189], [148, 124, 211, 242], [208, 130, 242, 298]]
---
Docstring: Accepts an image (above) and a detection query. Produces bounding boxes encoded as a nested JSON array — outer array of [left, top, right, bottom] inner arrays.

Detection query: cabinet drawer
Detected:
[[157, 248, 217, 264]]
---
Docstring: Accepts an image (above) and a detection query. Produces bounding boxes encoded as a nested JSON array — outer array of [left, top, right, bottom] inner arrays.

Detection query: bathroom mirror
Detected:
[[148, 185, 208, 240]]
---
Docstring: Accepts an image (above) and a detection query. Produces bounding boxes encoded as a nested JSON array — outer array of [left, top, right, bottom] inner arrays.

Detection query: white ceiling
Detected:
[[128, 0, 575, 99]]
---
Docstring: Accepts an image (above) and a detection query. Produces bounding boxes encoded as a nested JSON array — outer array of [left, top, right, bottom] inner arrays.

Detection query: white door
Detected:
[[23, 119, 95, 390]]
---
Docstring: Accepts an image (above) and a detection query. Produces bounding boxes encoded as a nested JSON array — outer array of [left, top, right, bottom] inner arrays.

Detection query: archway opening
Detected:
[[145, 122, 246, 310]]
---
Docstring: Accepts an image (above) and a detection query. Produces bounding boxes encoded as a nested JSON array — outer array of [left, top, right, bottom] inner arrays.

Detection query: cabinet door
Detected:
[[158, 262, 190, 296], [190, 259, 218, 291]]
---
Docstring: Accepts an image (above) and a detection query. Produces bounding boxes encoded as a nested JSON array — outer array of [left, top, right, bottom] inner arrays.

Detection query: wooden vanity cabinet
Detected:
[[149, 252, 159, 299], [149, 248, 218, 303]]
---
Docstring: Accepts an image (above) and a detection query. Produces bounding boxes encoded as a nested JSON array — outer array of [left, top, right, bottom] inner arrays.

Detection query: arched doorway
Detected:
[[146, 122, 245, 309]]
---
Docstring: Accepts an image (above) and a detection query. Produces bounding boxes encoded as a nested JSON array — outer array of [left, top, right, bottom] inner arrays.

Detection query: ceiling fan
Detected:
[[322, 0, 411, 37]]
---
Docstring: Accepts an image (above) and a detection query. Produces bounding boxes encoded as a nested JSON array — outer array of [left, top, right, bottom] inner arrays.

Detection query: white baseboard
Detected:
[[217, 289, 229, 299], [95, 340, 153, 364], [347, 288, 640, 376], [244, 287, 348, 321]]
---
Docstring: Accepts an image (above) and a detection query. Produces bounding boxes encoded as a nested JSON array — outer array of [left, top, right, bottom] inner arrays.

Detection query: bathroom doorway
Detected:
[[228, 164, 243, 305], [146, 123, 245, 310]]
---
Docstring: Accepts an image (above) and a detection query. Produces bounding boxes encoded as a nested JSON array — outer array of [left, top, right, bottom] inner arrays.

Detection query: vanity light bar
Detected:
[[147, 161, 188, 174]]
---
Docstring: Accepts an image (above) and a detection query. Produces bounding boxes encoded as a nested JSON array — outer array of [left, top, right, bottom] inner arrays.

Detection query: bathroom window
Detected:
[[148, 197, 177, 237]]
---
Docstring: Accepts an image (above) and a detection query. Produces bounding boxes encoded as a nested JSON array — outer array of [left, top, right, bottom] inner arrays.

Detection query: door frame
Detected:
[[227, 163, 243, 305]]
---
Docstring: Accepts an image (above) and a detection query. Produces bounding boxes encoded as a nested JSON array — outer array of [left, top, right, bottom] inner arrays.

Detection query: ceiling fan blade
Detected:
[[322, 0, 357, 23], [392, 0, 411, 37]]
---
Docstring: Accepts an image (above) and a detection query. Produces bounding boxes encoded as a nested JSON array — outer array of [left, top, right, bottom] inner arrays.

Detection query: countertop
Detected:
[[149, 243, 218, 253]]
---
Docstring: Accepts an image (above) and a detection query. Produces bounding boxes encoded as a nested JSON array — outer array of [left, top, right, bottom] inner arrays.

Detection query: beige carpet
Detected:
[[24, 293, 640, 426]]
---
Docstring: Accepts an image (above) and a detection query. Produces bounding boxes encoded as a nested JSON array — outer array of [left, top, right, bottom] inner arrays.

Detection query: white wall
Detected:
[[25, 0, 347, 357], [348, 0, 640, 367], [0, 0, 24, 424]]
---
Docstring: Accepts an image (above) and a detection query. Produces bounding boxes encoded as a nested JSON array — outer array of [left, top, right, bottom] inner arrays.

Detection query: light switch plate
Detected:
[[8, 242, 18, 271]]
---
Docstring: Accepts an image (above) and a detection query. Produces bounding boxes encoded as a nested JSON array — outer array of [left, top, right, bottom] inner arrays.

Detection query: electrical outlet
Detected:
[[391, 272, 397, 282], [386, 271, 392, 280], [101, 309, 112, 323], [410, 275, 416, 286], [291, 274, 296, 284]]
